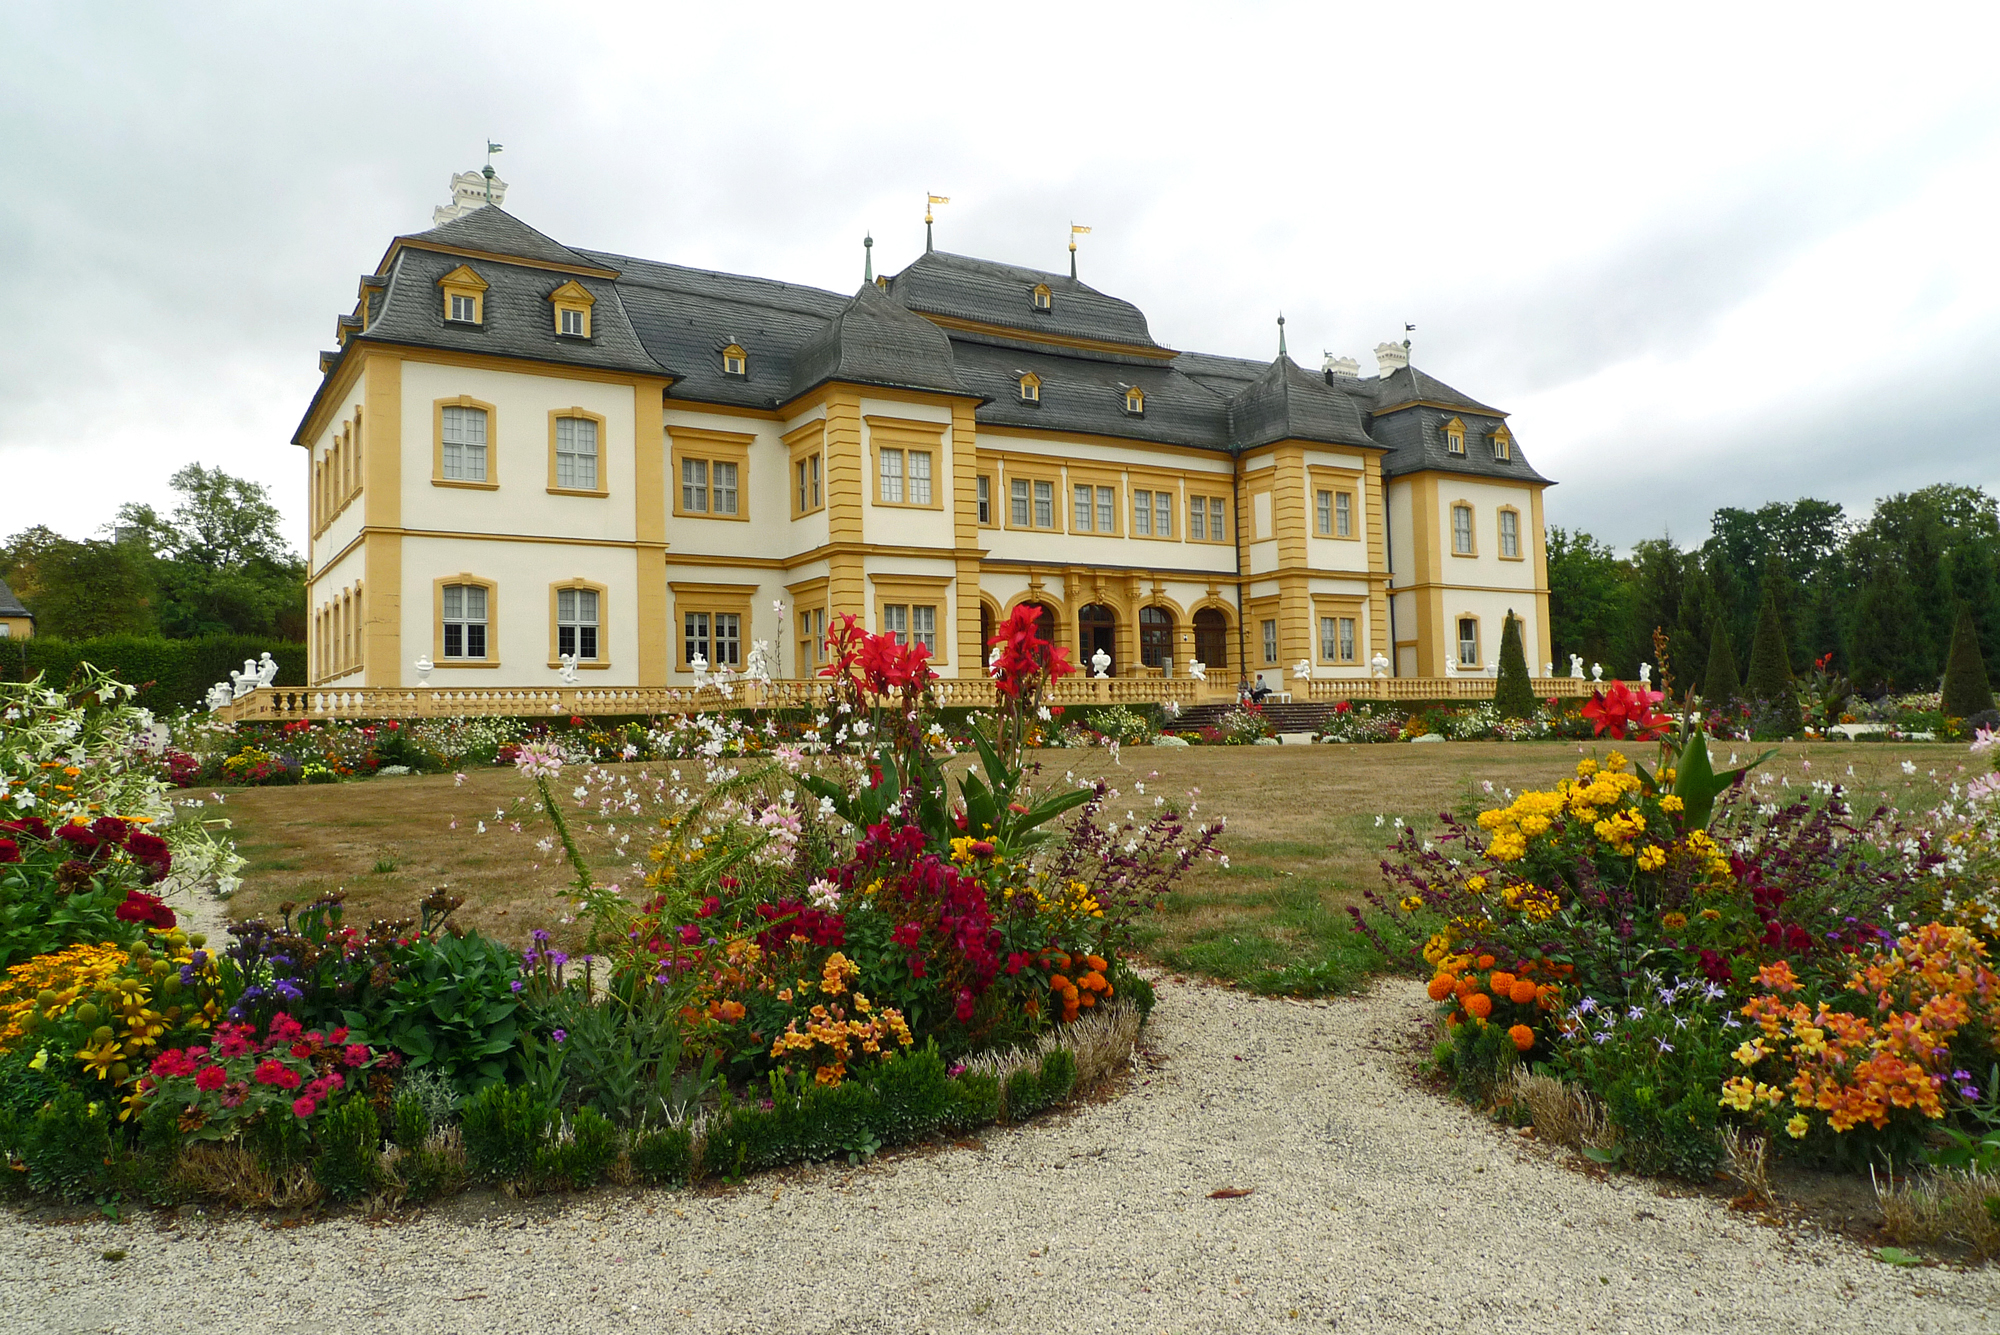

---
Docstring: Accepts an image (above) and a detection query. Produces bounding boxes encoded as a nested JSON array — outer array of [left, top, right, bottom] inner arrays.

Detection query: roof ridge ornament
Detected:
[[1068, 222, 1090, 279], [483, 140, 503, 203], [1277, 312, 1287, 358], [863, 233, 873, 284], [925, 193, 949, 253]]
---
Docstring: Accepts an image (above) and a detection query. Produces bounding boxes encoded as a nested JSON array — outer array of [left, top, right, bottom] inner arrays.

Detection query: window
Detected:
[[722, 344, 747, 376], [880, 604, 938, 654], [548, 279, 594, 338], [1154, 491, 1172, 538], [1019, 373, 1040, 403], [1316, 490, 1332, 535], [1034, 479, 1054, 528], [556, 588, 599, 660], [682, 458, 708, 512], [796, 607, 826, 668], [881, 603, 907, 643], [1124, 386, 1144, 415], [437, 265, 487, 325], [1458, 617, 1479, 668], [1072, 483, 1115, 532], [559, 308, 586, 336], [1133, 489, 1153, 535], [976, 475, 991, 525], [1452, 504, 1474, 555], [1011, 478, 1030, 526], [554, 416, 598, 491], [1262, 619, 1278, 665], [1336, 491, 1353, 537], [711, 462, 738, 515], [671, 430, 753, 520], [1140, 606, 1174, 669], [1443, 417, 1466, 455], [1098, 487, 1116, 533], [1073, 485, 1093, 531], [442, 584, 488, 660], [1499, 508, 1520, 558], [449, 293, 478, 322], [1032, 285, 1052, 311], [1190, 494, 1227, 542], [684, 611, 741, 669], [1320, 615, 1357, 663], [879, 448, 902, 503], [442, 406, 489, 482], [1004, 475, 1058, 529], [908, 450, 931, 505], [796, 454, 822, 514], [1492, 430, 1511, 461]]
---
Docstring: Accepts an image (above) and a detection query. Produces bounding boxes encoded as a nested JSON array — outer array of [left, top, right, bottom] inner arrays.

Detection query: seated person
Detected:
[[1248, 675, 1273, 704]]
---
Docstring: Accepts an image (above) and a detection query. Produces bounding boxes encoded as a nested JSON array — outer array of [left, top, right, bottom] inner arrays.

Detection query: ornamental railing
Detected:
[[214, 673, 1620, 723]]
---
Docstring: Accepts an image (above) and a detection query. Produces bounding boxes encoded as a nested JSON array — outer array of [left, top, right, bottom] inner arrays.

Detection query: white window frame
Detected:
[[1336, 491, 1353, 538], [1452, 504, 1474, 555], [711, 461, 739, 515], [976, 475, 991, 525], [559, 308, 586, 336], [555, 416, 598, 491], [1010, 478, 1030, 527], [1262, 619, 1278, 664], [1134, 489, 1154, 536], [1033, 479, 1054, 528], [441, 406, 489, 482], [911, 604, 936, 654], [1073, 484, 1095, 531], [1500, 509, 1520, 558], [907, 450, 932, 505], [557, 587, 599, 660], [442, 583, 488, 660], [879, 448, 905, 504], [449, 293, 478, 323], [1458, 617, 1479, 667]]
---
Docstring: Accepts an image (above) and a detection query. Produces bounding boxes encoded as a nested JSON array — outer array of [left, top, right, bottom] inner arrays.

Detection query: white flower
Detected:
[[476, 820, 487, 834], [1902, 760, 1917, 776]]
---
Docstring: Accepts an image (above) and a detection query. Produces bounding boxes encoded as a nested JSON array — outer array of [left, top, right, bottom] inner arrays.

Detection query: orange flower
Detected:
[[1079, 992, 1097, 1008], [1508, 979, 1539, 1006], [1464, 992, 1493, 1020], [1084, 955, 1108, 973], [1507, 1024, 1535, 1052], [714, 999, 747, 1023], [1490, 971, 1517, 995], [1454, 978, 1478, 1001], [1427, 975, 1456, 1001], [1476, 954, 1497, 970], [1050, 974, 1072, 993]]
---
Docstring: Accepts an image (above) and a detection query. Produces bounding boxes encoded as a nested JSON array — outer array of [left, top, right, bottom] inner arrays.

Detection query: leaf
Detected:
[[1581, 1146, 1623, 1165], [1207, 1186, 1254, 1199], [1875, 1246, 1924, 1267]]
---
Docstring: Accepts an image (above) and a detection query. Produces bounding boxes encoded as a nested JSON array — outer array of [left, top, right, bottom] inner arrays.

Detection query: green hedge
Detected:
[[0, 635, 305, 710]]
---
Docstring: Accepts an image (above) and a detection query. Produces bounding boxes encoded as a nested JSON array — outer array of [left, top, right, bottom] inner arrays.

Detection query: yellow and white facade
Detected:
[[295, 197, 1551, 694]]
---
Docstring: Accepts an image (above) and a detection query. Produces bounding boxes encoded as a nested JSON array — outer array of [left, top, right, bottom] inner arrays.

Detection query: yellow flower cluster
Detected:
[[1026, 879, 1103, 921], [0, 942, 131, 1050], [767, 992, 914, 1086], [1718, 1076, 1787, 1112]]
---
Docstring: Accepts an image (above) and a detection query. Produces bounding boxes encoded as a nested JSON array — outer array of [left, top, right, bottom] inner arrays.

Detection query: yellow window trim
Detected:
[[721, 343, 748, 376], [1126, 473, 1184, 542], [545, 406, 611, 497], [1065, 466, 1122, 535], [1185, 489, 1232, 544], [437, 265, 488, 325], [1453, 611, 1483, 669], [669, 427, 754, 522], [1312, 596, 1366, 664], [1496, 504, 1525, 561], [1490, 425, 1513, 460], [869, 572, 954, 665], [433, 573, 501, 668], [1031, 284, 1052, 311], [783, 420, 826, 519], [1018, 371, 1041, 402], [999, 462, 1065, 533], [1449, 499, 1479, 557], [432, 395, 500, 490], [668, 581, 757, 673], [866, 416, 947, 511], [1441, 415, 1466, 455], [547, 578, 611, 668], [1123, 386, 1145, 415], [549, 279, 596, 338], [975, 471, 998, 529]]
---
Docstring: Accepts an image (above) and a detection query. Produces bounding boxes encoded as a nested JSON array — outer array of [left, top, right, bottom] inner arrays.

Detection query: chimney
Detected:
[[1322, 353, 1360, 381], [1373, 341, 1409, 377]]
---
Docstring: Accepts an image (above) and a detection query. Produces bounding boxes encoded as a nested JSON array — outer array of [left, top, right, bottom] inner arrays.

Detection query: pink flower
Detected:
[[292, 1096, 317, 1119], [342, 1044, 370, 1067], [678, 923, 701, 945], [252, 1058, 288, 1086], [194, 1065, 226, 1092], [267, 1013, 304, 1045], [149, 1048, 197, 1079]]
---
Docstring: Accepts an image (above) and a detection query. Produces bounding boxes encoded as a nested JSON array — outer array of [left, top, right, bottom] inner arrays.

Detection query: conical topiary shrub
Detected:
[[1702, 621, 1741, 710], [1941, 601, 1995, 720], [1494, 613, 1536, 719], [1745, 593, 1801, 738]]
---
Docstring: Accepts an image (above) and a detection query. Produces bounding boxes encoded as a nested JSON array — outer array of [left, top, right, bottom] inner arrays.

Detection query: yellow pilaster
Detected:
[[633, 376, 669, 686], [361, 352, 402, 686]]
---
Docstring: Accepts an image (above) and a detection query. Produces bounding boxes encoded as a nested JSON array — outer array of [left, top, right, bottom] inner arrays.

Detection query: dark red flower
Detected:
[[194, 1065, 226, 1092], [0, 837, 17, 865], [1580, 680, 1672, 741], [0, 817, 50, 842], [114, 889, 176, 930]]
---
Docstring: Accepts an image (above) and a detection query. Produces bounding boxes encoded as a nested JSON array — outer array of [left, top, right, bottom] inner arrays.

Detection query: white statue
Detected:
[[1639, 662, 1653, 686], [987, 644, 1004, 678], [1545, 661, 1555, 677], [1370, 651, 1389, 678], [229, 658, 259, 699], [557, 653, 580, 685], [206, 681, 234, 712], [690, 652, 709, 687], [1591, 662, 1604, 681], [1090, 647, 1111, 679], [1486, 660, 1498, 677], [1570, 653, 1585, 678], [1293, 658, 1312, 681], [1187, 660, 1207, 682], [414, 655, 434, 687], [255, 652, 279, 688]]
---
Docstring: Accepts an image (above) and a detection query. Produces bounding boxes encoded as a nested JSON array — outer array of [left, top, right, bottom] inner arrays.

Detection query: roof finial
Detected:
[[863, 233, 874, 284], [1068, 223, 1091, 280], [483, 140, 503, 203], [1277, 312, 1287, 358], [1404, 321, 1415, 353], [925, 193, 949, 253]]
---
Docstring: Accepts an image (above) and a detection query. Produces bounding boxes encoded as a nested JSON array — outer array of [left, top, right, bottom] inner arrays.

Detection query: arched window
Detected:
[[1194, 607, 1229, 672], [1078, 603, 1116, 674], [1139, 605, 1174, 669]]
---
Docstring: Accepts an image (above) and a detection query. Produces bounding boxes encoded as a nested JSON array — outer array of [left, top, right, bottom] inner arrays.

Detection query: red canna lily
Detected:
[[1580, 680, 1672, 741]]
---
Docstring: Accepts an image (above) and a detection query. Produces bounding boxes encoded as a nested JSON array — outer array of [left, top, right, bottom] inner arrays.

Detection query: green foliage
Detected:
[[940, 1072, 1001, 1133], [866, 1047, 951, 1144], [1745, 593, 1801, 737], [0, 527, 157, 639], [1441, 1018, 1516, 1107], [1037, 1048, 1078, 1104], [631, 1122, 695, 1187], [1702, 619, 1741, 707], [389, 1090, 432, 1153], [1547, 526, 1632, 674], [1943, 602, 1996, 719], [1664, 730, 1774, 832], [22, 1088, 113, 1201], [114, 464, 306, 640], [312, 1096, 385, 1202], [1493, 613, 1536, 719], [1108, 961, 1156, 1019], [1003, 1066, 1043, 1121], [395, 1144, 465, 1203], [459, 1083, 551, 1184], [341, 931, 522, 1093], [538, 1107, 619, 1190], [0, 634, 305, 709]]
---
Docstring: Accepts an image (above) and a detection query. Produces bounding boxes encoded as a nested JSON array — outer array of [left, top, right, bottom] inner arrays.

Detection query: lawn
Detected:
[[201, 738, 1975, 991]]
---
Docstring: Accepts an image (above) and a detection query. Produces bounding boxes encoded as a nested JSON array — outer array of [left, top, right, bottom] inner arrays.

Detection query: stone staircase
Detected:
[[1171, 699, 1335, 736]]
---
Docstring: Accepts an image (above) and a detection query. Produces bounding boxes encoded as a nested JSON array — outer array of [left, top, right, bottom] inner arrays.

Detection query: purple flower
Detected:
[[551, 1029, 566, 1044], [532, 928, 551, 944], [1655, 1037, 1674, 1053], [549, 951, 570, 967], [510, 980, 524, 993], [1592, 1031, 1613, 1045], [1575, 997, 1597, 1014]]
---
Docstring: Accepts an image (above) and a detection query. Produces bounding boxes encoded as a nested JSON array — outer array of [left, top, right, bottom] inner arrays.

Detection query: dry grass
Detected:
[[1875, 1166, 2000, 1259], [1503, 1067, 1615, 1156], [176, 1142, 322, 1210], [1720, 1125, 1776, 1209], [961, 997, 1142, 1120], [203, 739, 1968, 987]]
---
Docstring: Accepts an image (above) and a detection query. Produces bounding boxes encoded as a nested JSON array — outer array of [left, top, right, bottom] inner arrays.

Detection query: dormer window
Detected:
[[1124, 386, 1145, 416], [1018, 372, 1041, 404], [547, 279, 595, 338], [438, 264, 487, 325], [1442, 417, 1466, 455], [1490, 426, 1512, 461], [722, 344, 748, 377], [1031, 284, 1052, 312]]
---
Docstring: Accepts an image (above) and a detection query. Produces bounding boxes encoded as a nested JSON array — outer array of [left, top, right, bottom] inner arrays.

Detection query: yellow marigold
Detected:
[[1575, 758, 1599, 778], [1637, 845, 1667, 872], [1660, 911, 1688, 931], [1660, 795, 1685, 813], [1465, 876, 1487, 894], [1786, 1114, 1810, 1139]]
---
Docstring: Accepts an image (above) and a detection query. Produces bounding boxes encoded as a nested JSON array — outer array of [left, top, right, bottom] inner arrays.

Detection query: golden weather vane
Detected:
[[1068, 222, 1091, 278], [925, 193, 950, 252]]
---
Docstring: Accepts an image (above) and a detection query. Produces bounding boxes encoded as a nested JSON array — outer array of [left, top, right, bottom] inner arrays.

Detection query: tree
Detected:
[[1701, 618, 1741, 709], [0, 526, 156, 639], [1848, 554, 1915, 695], [1547, 526, 1632, 675], [1494, 612, 1536, 719], [115, 464, 304, 640], [1745, 592, 1801, 737], [1625, 537, 1688, 681], [1941, 602, 1995, 720]]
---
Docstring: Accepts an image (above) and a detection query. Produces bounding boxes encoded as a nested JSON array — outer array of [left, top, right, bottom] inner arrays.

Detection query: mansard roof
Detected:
[[0, 575, 30, 620], [298, 205, 1548, 487]]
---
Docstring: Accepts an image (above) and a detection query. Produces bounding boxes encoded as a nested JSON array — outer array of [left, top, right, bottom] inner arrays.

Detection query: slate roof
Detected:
[[297, 205, 1548, 487], [0, 575, 31, 620]]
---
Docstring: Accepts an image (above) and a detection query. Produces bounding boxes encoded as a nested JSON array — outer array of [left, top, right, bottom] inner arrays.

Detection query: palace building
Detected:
[[295, 182, 1552, 696]]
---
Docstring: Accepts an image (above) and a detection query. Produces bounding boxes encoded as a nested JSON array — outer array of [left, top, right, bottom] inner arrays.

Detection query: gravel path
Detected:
[[4, 978, 1997, 1334]]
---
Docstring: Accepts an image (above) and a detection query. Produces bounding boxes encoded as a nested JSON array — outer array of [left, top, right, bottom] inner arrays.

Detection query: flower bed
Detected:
[[0, 617, 1218, 1211]]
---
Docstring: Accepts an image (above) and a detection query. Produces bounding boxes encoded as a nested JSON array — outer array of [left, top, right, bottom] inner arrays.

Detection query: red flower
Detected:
[[114, 890, 177, 930], [292, 1096, 317, 1119], [149, 1048, 197, 1078], [342, 1045, 370, 1067], [890, 921, 923, 949], [0, 817, 50, 842], [1579, 680, 1672, 741], [0, 838, 17, 865], [678, 923, 701, 945], [252, 1058, 289, 1086], [194, 1065, 226, 1092], [987, 603, 1075, 699]]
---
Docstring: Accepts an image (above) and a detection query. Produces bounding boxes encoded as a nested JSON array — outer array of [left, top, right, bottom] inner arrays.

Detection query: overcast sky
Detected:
[[5, 2, 1997, 558]]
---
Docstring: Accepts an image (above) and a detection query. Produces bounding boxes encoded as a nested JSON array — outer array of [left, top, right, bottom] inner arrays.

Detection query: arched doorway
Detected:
[[1139, 605, 1174, 670], [1078, 603, 1116, 674], [1194, 607, 1229, 672], [979, 603, 994, 665]]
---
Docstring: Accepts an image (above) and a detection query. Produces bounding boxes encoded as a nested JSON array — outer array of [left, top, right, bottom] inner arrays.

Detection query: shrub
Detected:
[[0, 635, 304, 710], [22, 1088, 112, 1201], [390, 1089, 432, 1152], [312, 1096, 384, 1202], [540, 1107, 619, 1190], [1493, 614, 1536, 719], [1703, 621, 1741, 709], [1744, 593, 1801, 738], [631, 1122, 695, 1187], [941, 1072, 1001, 1133], [866, 1046, 951, 1144], [1440, 1016, 1517, 1107], [1943, 602, 1996, 720], [1036, 1047, 1078, 1104], [460, 1083, 550, 1184]]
